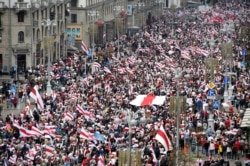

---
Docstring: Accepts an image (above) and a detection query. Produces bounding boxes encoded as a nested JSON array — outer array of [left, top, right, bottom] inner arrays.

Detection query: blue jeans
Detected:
[[202, 146, 206, 154], [210, 149, 215, 156], [184, 138, 190, 144]]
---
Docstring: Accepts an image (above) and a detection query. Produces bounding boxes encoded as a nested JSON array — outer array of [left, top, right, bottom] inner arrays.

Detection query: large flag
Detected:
[[81, 41, 89, 54], [29, 85, 44, 110], [130, 94, 166, 106], [155, 124, 173, 152]]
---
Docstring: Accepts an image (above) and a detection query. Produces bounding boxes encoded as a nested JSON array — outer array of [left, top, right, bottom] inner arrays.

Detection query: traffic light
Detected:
[[50, 12, 55, 20]]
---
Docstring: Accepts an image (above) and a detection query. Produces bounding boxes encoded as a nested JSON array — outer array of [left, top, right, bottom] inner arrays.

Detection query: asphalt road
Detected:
[[0, 75, 247, 165]]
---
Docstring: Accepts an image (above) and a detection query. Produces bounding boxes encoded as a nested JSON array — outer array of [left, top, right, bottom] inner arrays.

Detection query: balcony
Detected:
[[0, 2, 6, 14], [15, 2, 29, 13]]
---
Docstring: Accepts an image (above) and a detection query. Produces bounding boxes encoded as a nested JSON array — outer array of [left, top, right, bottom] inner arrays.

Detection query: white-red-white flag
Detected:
[[103, 67, 111, 73], [97, 155, 105, 166], [80, 128, 95, 140], [19, 127, 37, 137], [45, 146, 55, 156], [31, 126, 44, 136], [29, 85, 44, 110], [62, 112, 74, 121], [130, 94, 166, 106], [8, 155, 17, 164], [43, 125, 56, 135], [155, 124, 173, 152], [51, 90, 56, 101], [81, 41, 89, 54], [26, 148, 37, 160]]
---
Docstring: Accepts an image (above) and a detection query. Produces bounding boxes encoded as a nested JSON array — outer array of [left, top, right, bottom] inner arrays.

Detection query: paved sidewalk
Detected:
[[0, 74, 25, 82], [1, 99, 26, 120]]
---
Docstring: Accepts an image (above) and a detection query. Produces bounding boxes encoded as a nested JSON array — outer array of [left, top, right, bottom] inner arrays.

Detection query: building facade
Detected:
[[0, 0, 70, 74], [67, 0, 166, 51]]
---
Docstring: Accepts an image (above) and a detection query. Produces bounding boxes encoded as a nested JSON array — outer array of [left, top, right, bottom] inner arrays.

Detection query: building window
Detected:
[[18, 0, 24, 2], [71, 14, 77, 23], [18, 31, 24, 43], [0, 32, 2, 43], [71, 0, 77, 7], [17, 11, 25, 22]]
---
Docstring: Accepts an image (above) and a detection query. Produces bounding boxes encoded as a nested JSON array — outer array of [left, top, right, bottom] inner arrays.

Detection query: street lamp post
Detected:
[[113, 6, 123, 60], [41, 19, 56, 96], [206, 37, 216, 131], [221, 23, 234, 102], [167, 68, 188, 166], [114, 109, 146, 166], [88, 11, 99, 74]]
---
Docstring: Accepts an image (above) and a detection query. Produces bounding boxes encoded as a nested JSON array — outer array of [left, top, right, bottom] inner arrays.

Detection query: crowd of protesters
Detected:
[[0, 0, 249, 166]]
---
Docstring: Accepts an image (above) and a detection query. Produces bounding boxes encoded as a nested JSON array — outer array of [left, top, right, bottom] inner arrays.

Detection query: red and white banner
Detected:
[[80, 128, 94, 140], [130, 94, 166, 106], [26, 148, 37, 160], [45, 146, 55, 156], [29, 85, 44, 110], [97, 155, 105, 166], [19, 127, 37, 137], [43, 125, 56, 135], [155, 124, 173, 152], [76, 105, 95, 120], [51, 90, 57, 101], [81, 41, 89, 54], [103, 67, 111, 73], [62, 112, 74, 121], [31, 126, 44, 136], [8, 155, 17, 164]]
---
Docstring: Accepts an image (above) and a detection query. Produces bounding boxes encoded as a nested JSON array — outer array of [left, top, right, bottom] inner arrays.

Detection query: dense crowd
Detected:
[[0, 0, 250, 166]]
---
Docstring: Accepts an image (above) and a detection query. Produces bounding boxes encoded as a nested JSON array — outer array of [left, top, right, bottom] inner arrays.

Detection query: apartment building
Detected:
[[0, 0, 70, 74], [67, 0, 166, 51]]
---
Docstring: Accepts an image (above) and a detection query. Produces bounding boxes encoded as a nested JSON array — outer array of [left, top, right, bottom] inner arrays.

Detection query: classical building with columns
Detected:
[[0, 0, 70, 74]]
